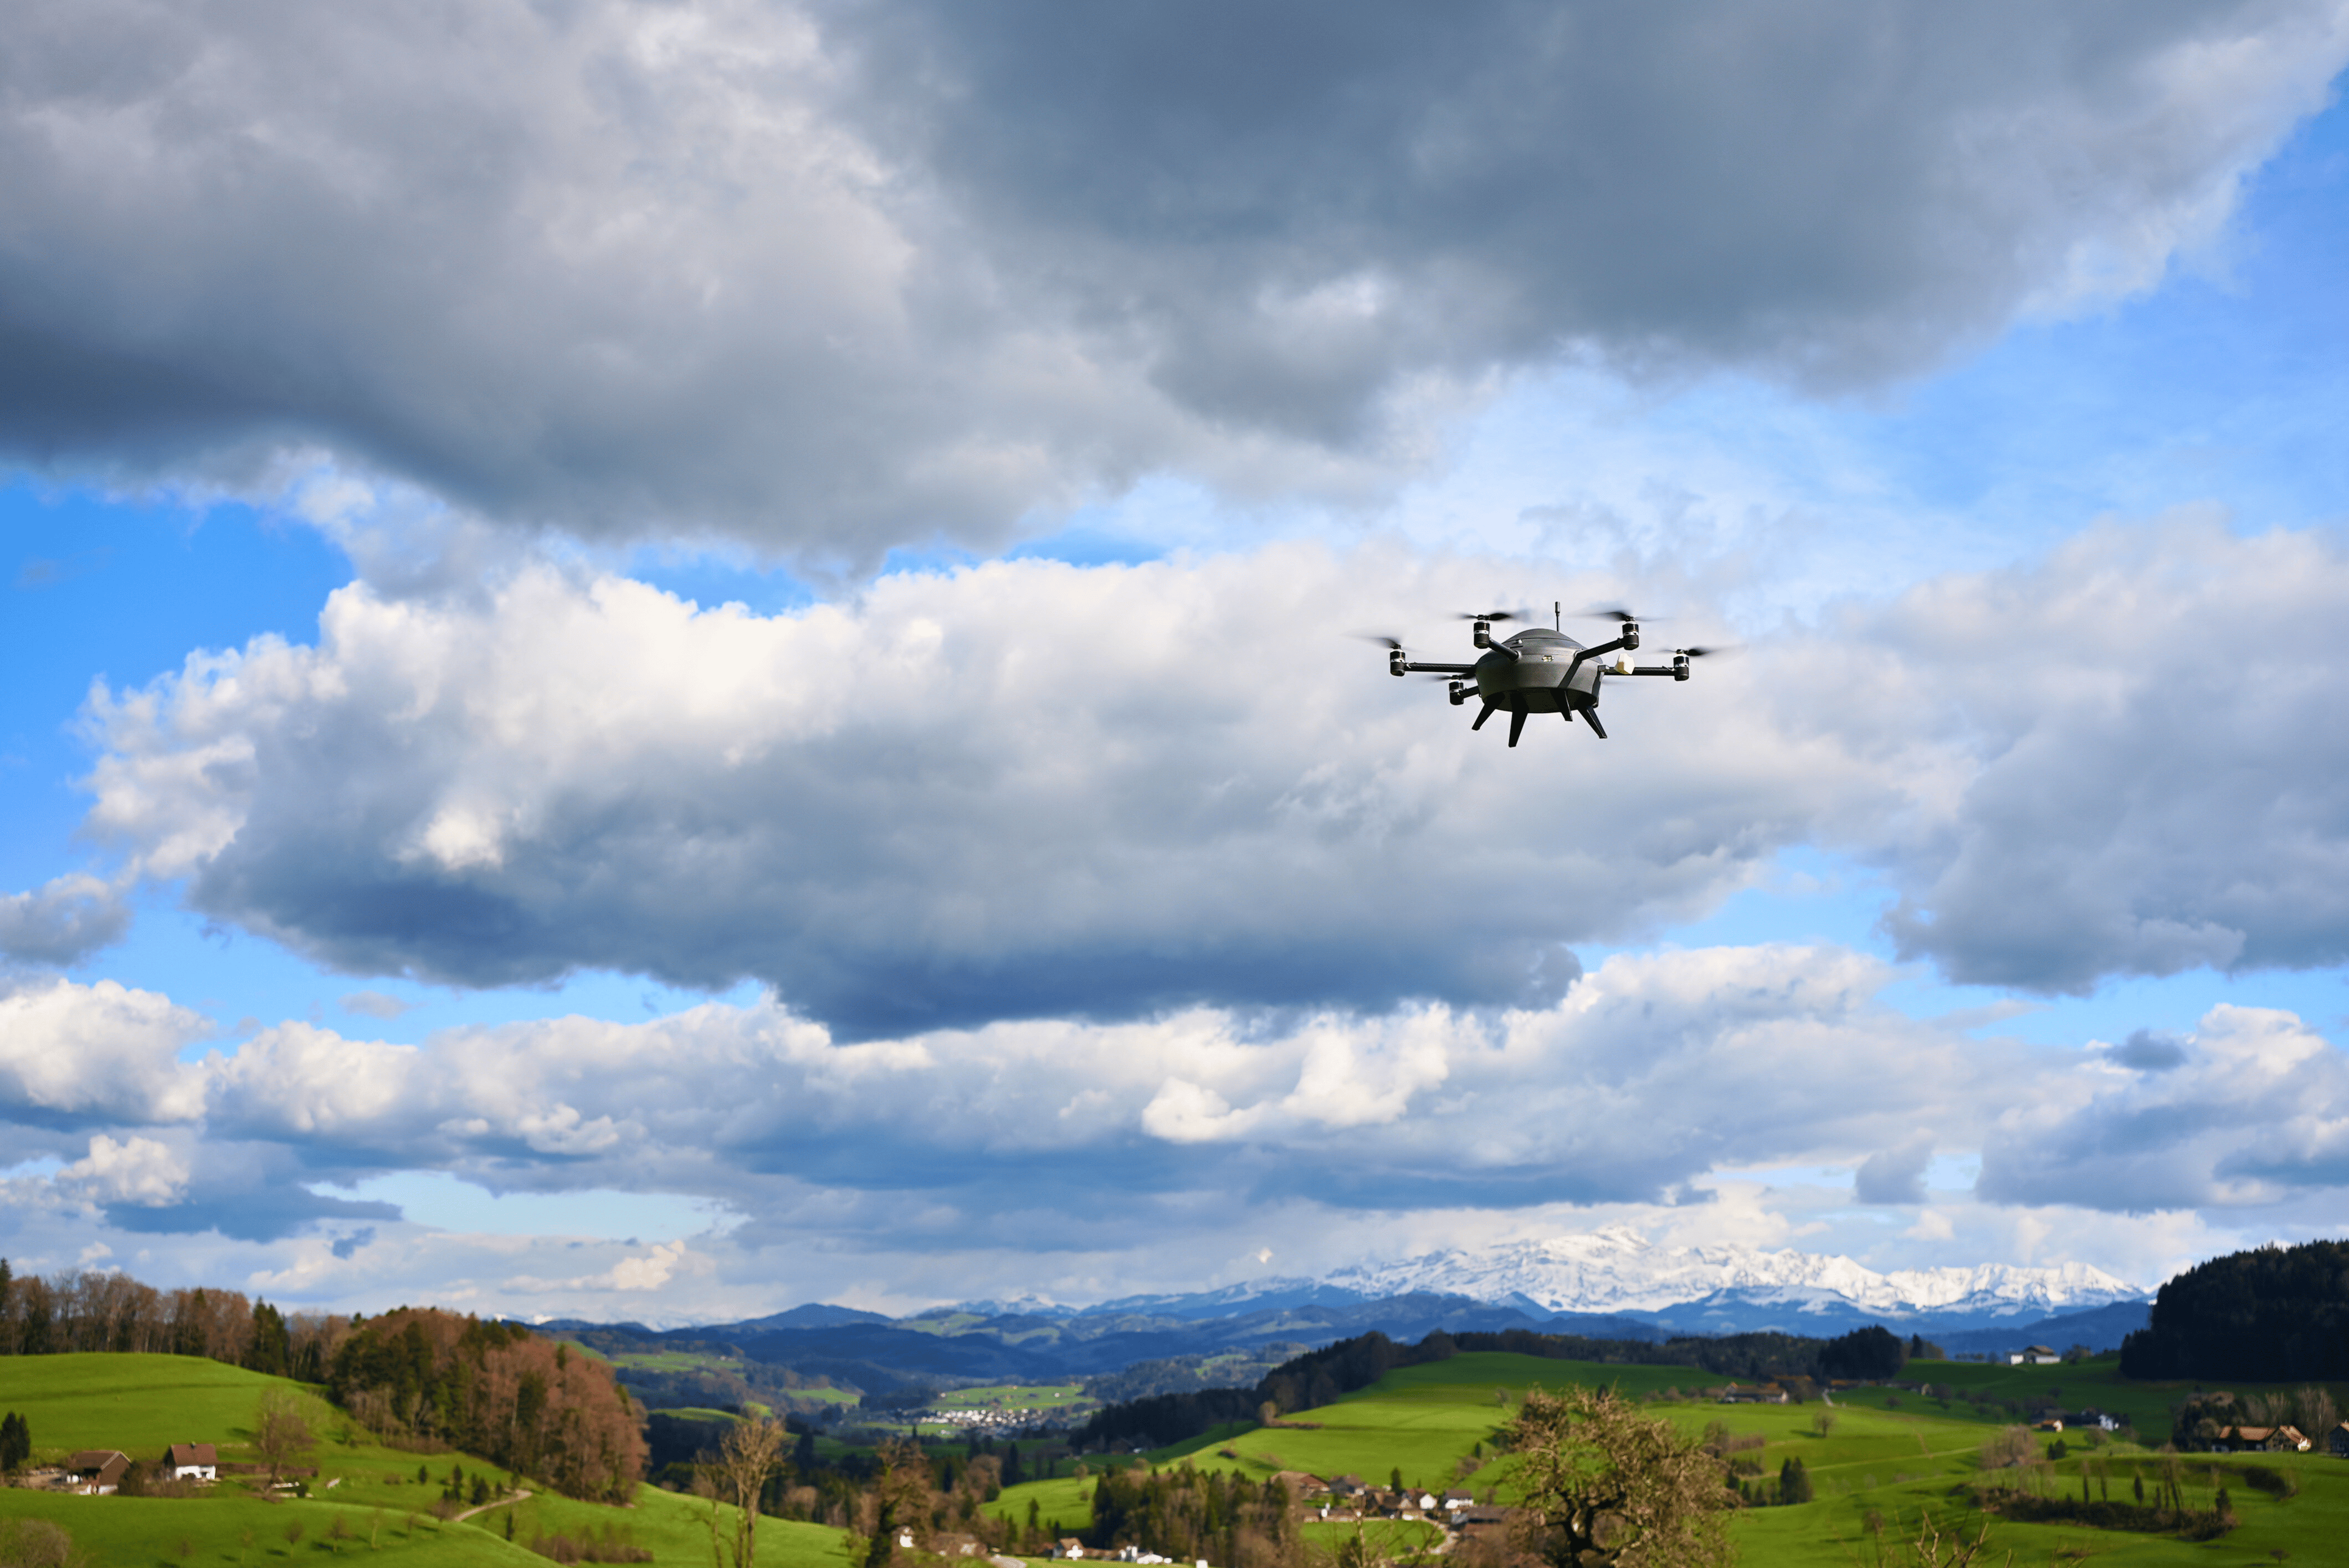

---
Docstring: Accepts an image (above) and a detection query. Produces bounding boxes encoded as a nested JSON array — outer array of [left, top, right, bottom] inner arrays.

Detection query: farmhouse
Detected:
[[2007, 1345, 2061, 1366], [1718, 1383, 1789, 1404], [65, 1451, 129, 1495], [2213, 1424, 2310, 1454], [1450, 1506, 1512, 1540], [1271, 1471, 1326, 1501], [165, 1442, 218, 1481]]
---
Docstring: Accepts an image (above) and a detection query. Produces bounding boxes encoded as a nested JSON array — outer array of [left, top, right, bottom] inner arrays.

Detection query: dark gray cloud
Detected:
[[0, 874, 131, 965], [2113, 1029, 2189, 1071], [1855, 1137, 1932, 1204], [0, 1, 2336, 553]]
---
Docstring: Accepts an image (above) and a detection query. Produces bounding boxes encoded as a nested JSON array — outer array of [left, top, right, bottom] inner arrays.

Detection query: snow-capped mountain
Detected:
[[1319, 1226, 2142, 1320]]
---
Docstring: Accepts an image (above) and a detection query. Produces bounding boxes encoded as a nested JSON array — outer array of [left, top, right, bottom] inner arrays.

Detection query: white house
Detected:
[[166, 1442, 218, 1481]]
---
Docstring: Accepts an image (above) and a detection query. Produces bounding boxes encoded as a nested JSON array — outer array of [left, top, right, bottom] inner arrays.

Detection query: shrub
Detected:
[[529, 1525, 653, 1564], [2242, 1465, 2298, 1500]]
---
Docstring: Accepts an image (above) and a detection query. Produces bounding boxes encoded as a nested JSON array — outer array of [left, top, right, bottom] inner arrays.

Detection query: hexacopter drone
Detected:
[[1372, 603, 1715, 746]]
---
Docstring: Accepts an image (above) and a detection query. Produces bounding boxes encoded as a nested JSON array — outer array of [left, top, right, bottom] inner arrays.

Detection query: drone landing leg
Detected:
[[1507, 707, 1526, 747], [1582, 708, 1608, 740], [1471, 703, 1495, 731]]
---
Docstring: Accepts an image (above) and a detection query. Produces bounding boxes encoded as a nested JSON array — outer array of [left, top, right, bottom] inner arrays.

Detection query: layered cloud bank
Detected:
[[59, 513, 2349, 1032], [2, 1, 2343, 550], [2, 935, 2345, 1314]]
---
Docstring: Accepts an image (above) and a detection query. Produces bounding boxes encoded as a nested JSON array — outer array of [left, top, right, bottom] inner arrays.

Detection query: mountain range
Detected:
[[565, 1231, 2151, 1391], [1080, 1227, 2142, 1326]]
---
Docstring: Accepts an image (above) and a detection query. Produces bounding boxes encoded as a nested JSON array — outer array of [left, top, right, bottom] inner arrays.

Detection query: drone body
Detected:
[[1377, 605, 1704, 746]]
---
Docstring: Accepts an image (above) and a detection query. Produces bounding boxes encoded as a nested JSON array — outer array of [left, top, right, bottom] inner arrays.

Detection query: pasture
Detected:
[[984, 1349, 2349, 1566], [0, 1353, 854, 1568], [930, 1384, 1089, 1412]]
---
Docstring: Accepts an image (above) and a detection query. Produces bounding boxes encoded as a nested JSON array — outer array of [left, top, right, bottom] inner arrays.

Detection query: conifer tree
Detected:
[[0, 1411, 29, 1473]]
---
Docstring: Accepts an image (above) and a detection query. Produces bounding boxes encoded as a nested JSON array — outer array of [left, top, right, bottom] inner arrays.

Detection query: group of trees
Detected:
[[2169, 1385, 2340, 1449], [1084, 1463, 1299, 1567], [0, 1411, 28, 1474], [2120, 1238, 2349, 1380], [1816, 1326, 1909, 1381], [327, 1307, 645, 1503], [0, 1259, 345, 1378]]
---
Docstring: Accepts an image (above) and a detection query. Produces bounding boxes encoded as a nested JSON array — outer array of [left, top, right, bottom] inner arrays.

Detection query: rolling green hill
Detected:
[[0, 1353, 853, 1567], [988, 1348, 2349, 1567]]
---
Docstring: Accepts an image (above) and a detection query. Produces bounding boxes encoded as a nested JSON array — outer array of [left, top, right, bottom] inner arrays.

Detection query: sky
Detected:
[[6, 0, 2349, 1323]]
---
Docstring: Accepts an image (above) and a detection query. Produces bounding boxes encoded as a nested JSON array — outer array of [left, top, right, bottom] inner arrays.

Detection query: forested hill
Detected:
[[1075, 1323, 1925, 1449], [2119, 1237, 2349, 1381]]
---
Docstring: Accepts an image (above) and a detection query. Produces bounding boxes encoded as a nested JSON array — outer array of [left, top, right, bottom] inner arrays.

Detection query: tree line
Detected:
[[0, 1257, 344, 1379], [1078, 1323, 1929, 1450], [2120, 1237, 2349, 1381], [0, 1259, 644, 1506]]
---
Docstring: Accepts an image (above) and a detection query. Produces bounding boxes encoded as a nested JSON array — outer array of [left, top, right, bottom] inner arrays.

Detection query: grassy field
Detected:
[[1294, 1520, 1439, 1558], [0, 1355, 858, 1568], [0, 1353, 349, 1463], [929, 1385, 1089, 1413], [984, 1350, 2349, 1566]]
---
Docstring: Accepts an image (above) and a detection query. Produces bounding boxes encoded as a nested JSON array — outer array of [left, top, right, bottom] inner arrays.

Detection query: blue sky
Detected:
[[6, 1, 2349, 1320]]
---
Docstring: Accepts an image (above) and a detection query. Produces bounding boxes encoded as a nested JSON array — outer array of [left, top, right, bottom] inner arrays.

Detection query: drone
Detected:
[[1370, 603, 1715, 746]]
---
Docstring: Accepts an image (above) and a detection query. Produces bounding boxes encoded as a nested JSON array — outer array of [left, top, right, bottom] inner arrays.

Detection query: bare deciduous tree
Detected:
[[252, 1389, 315, 1487], [711, 1417, 790, 1568], [1501, 1385, 1731, 1568]]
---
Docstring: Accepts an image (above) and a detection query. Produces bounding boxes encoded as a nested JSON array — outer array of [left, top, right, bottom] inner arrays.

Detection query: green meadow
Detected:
[[0, 1354, 856, 1567], [15, 1348, 2349, 1566], [987, 1350, 2349, 1566], [929, 1385, 1089, 1412]]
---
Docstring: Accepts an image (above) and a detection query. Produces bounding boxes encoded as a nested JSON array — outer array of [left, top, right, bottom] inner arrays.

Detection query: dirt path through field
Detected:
[[453, 1488, 532, 1522]]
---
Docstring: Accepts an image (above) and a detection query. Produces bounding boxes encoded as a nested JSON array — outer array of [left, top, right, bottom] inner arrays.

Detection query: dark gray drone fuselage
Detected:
[[1387, 615, 1691, 747]]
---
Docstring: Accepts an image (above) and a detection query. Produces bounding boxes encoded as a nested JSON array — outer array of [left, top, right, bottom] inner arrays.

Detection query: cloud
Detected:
[[0, 873, 131, 964], [9, 949, 2349, 1309], [1977, 1004, 2349, 1210], [0, 1, 2339, 552], [166, 944, 2031, 1230], [338, 991, 415, 1021], [0, 977, 207, 1126], [502, 1241, 705, 1296], [1855, 1136, 1935, 1205], [82, 544, 1870, 1034], [1820, 514, 2349, 992], [2112, 1029, 2189, 1071], [59, 1133, 188, 1206], [76, 516, 2349, 1021]]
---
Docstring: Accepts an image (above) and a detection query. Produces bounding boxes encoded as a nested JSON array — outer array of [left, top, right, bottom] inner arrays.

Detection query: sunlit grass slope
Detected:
[[986, 1349, 2349, 1567], [0, 1353, 855, 1567]]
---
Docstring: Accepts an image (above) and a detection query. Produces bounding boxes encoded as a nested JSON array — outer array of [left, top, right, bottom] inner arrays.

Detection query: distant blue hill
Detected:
[[578, 1286, 2149, 1389]]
